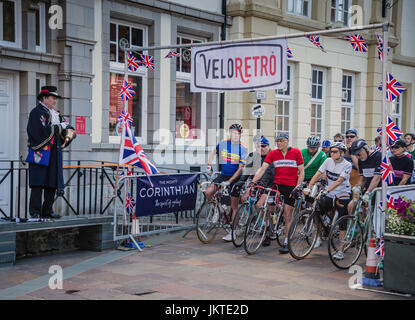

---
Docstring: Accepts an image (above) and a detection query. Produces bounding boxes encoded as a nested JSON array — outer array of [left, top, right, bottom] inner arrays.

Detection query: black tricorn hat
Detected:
[[37, 86, 62, 101]]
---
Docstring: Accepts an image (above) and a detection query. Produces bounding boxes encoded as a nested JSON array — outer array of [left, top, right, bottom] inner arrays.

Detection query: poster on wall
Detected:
[[190, 39, 287, 92]]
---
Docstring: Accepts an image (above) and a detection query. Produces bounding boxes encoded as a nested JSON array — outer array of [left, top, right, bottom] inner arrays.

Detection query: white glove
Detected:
[[206, 165, 212, 174], [319, 190, 328, 198], [60, 122, 68, 130], [303, 187, 311, 195], [362, 192, 371, 203], [352, 186, 361, 194], [220, 181, 230, 187]]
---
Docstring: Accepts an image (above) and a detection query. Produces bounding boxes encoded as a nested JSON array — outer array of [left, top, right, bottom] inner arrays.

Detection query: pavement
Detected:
[[0, 227, 413, 301]]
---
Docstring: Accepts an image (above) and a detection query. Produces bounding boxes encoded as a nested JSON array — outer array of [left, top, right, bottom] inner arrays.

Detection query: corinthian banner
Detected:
[[191, 39, 287, 92], [135, 174, 198, 217]]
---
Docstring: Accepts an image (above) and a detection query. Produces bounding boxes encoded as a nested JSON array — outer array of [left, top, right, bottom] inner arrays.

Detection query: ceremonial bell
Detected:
[[62, 128, 77, 148]]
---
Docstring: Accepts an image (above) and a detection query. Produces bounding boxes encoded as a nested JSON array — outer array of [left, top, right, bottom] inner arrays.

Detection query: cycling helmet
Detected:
[[253, 135, 269, 146], [322, 140, 331, 148], [330, 142, 347, 153], [229, 123, 243, 133], [307, 136, 321, 148], [350, 139, 368, 155]]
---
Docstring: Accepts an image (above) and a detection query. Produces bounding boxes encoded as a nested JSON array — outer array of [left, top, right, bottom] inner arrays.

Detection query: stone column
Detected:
[[325, 67, 342, 140]]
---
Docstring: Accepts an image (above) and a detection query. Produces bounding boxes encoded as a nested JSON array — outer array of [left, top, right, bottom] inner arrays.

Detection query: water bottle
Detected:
[[310, 184, 318, 198], [323, 214, 330, 226], [271, 213, 277, 225]]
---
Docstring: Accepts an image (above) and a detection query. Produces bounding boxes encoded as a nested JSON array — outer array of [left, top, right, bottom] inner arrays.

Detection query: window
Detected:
[[311, 68, 325, 138], [0, 0, 21, 48], [275, 66, 293, 137], [175, 35, 206, 145], [109, 21, 147, 143], [330, 0, 351, 25], [341, 73, 354, 134], [287, 0, 311, 17], [390, 94, 402, 129], [36, 74, 46, 99], [35, 2, 46, 52]]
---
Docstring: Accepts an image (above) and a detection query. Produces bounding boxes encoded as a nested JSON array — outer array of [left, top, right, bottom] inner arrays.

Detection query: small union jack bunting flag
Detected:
[[344, 34, 368, 52], [378, 194, 395, 210], [118, 109, 133, 127], [287, 47, 294, 58], [125, 192, 136, 216], [127, 51, 141, 72], [120, 81, 136, 102], [374, 237, 384, 258], [378, 73, 406, 102], [380, 155, 395, 185], [306, 35, 326, 53], [140, 54, 155, 70], [165, 51, 181, 58], [376, 35, 391, 61], [377, 116, 403, 145]]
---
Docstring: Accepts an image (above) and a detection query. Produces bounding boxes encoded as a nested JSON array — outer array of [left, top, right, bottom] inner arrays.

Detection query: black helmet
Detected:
[[351, 139, 368, 155], [229, 123, 243, 133]]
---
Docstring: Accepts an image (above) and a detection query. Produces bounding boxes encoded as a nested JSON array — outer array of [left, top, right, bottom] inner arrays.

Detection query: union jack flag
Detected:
[[165, 51, 181, 58], [376, 35, 391, 61], [120, 81, 136, 102], [140, 54, 155, 70], [119, 121, 159, 175], [125, 192, 136, 216], [127, 51, 141, 72], [287, 47, 294, 58], [344, 34, 368, 52], [374, 237, 384, 258], [378, 73, 406, 102], [119, 168, 133, 186], [378, 194, 395, 210], [118, 109, 133, 126], [377, 116, 403, 145], [306, 35, 326, 53], [380, 155, 395, 185]]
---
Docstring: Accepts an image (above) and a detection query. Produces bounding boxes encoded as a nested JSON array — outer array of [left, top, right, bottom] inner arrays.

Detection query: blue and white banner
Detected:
[[135, 174, 198, 217]]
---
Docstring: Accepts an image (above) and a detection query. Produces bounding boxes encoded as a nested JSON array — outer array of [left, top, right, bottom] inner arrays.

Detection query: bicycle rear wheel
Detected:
[[196, 201, 220, 244], [271, 206, 285, 247], [287, 209, 317, 260], [328, 215, 364, 270], [244, 208, 267, 255], [231, 203, 250, 248]]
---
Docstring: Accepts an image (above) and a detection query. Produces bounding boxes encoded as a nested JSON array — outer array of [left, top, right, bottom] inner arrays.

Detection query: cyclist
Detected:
[[322, 140, 331, 157], [344, 129, 360, 186], [251, 132, 305, 254], [305, 142, 352, 260], [302, 136, 327, 184], [205, 123, 248, 241]]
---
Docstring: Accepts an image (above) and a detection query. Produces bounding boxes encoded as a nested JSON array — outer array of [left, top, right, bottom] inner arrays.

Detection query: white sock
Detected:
[[284, 238, 288, 246]]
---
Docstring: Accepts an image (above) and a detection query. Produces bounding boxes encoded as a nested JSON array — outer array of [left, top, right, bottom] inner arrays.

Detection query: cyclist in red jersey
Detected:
[[251, 133, 305, 254]]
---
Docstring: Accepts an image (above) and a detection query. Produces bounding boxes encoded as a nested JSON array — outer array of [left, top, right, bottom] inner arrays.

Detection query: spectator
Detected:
[[389, 140, 414, 186], [403, 133, 415, 183], [322, 140, 331, 156], [372, 136, 382, 151], [344, 129, 360, 186], [333, 133, 345, 143]]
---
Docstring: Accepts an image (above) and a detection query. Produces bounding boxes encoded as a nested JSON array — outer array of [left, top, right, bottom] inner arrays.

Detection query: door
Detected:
[[0, 72, 18, 218]]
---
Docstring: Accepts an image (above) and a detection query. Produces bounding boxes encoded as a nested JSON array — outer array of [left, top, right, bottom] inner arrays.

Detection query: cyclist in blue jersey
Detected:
[[205, 123, 248, 241]]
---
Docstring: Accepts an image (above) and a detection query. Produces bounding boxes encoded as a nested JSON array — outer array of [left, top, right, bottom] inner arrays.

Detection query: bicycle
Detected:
[[196, 179, 233, 244], [288, 180, 344, 260], [328, 192, 376, 269], [243, 185, 283, 255]]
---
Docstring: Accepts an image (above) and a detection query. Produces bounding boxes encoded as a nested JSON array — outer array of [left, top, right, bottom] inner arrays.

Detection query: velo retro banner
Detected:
[[135, 173, 198, 217], [190, 39, 288, 92]]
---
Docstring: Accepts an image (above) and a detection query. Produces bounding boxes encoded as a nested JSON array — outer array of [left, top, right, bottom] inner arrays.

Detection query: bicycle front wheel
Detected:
[[231, 203, 251, 248], [328, 215, 364, 270], [196, 201, 220, 244], [287, 209, 317, 260], [244, 208, 267, 255], [271, 206, 285, 247]]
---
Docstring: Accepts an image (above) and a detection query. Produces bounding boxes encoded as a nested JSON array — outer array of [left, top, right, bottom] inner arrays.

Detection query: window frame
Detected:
[[35, 2, 46, 53], [310, 67, 326, 139], [175, 34, 207, 146], [109, 20, 148, 145], [330, 0, 352, 26], [287, 0, 312, 18], [0, 0, 22, 48], [341, 72, 354, 135], [390, 94, 402, 129], [275, 65, 293, 139]]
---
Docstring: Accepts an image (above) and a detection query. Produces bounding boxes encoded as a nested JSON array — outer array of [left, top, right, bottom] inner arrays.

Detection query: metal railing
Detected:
[[0, 160, 206, 221]]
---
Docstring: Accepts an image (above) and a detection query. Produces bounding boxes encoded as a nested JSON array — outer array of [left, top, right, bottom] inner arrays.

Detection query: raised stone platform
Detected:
[[0, 216, 117, 267]]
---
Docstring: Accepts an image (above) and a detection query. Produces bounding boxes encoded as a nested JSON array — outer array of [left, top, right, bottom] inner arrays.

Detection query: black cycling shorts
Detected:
[[276, 184, 296, 207]]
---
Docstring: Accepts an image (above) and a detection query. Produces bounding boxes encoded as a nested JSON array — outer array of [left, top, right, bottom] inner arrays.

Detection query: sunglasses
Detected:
[[334, 139, 343, 142], [346, 135, 356, 139], [391, 145, 403, 149], [330, 150, 339, 154]]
